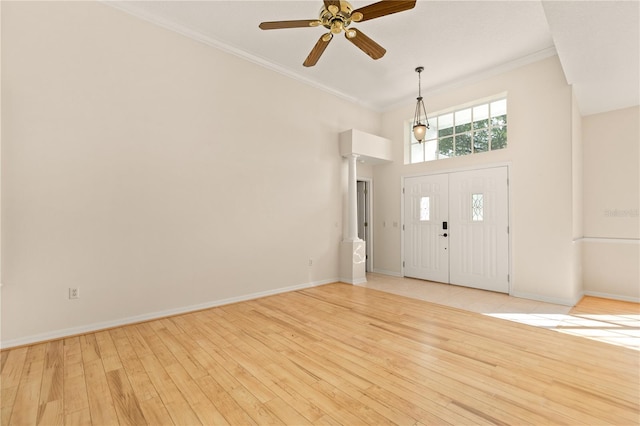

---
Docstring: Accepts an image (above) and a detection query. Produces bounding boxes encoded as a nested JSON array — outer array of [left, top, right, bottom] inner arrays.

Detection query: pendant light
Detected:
[[412, 66, 430, 142]]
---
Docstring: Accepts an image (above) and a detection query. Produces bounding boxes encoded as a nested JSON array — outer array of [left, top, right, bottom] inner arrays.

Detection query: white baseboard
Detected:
[[578, 237, 640, 245], [510, 291, 583, 307], [371, 269, 403, 277], [340, 277, 368, 285], [0, 278, 337, 350], [583, 291, 640, 303]]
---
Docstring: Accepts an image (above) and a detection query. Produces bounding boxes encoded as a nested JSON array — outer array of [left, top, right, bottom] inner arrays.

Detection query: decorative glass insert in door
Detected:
[[472, 193, 484, 221], [420, 196, 430, 221]]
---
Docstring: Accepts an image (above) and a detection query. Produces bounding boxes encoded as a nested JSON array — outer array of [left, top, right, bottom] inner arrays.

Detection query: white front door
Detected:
[[449, 167, 509, 293], [403, 167, 509, 293], [403, 174, 449, 283]]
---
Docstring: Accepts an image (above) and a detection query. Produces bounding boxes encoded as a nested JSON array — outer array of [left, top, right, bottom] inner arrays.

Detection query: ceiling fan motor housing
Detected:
[[319, 1, 358, 34]]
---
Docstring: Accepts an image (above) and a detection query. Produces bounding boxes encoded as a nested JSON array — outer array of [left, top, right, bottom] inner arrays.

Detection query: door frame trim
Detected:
[[357, 177, 374, 272], [401, 162, 512, 294]]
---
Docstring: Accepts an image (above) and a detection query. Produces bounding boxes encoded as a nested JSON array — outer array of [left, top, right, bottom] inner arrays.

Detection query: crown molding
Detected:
[[383, 46, 558, 113], [103, 2, 556, 113], [102, 1, 380, 111]]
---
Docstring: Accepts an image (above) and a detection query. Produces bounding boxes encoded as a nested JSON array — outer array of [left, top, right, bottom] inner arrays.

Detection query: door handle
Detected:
[[439, 233, 448, 237]]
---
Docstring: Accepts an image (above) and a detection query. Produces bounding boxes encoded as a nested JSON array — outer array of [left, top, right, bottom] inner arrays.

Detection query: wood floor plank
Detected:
[[62, 338, 90, 417], [106, 368, 147, 425], [82, 359, 119, 425], [163, 362, 210, 407], [137, 397, 174, 426], [64, 407, 92, 426], [190, 399, 230, 426], [155, 327, 208, 381], [109, 328, 159, 403], [1, 349, 10, 372], [1, 387, 19, 426], [1, 346, 28, 390], [163, 401, 202, 426], [135, 323, 178, 369], [121, 325, 154, 360], [62, 374, 89, 417], [262, 397, 311, 425], [36, 340, 64, 425], [1, 347, 29, 425], [136, 353, 185, 407], [78, 334, 101, 365], [94, 330, 124, 373], [195, 375, 258, 425], [8, 344, 47, 425], [35, 399, 64, 426], [227, 384, 283, 425]]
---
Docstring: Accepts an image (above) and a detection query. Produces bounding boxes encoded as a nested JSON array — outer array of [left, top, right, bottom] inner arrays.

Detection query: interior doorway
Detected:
[[357, 179, 372, 272]]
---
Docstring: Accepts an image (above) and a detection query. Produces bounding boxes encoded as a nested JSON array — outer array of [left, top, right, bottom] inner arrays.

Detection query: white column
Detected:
[[345, 154, 361, 242]]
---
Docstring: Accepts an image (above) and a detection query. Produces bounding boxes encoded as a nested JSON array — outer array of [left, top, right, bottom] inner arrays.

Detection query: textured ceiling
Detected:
[[109, 0, 639, 115]]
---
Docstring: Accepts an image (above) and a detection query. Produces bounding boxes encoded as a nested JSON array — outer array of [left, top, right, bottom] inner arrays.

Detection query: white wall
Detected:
[[376, 56, 581, 305], [1, 2, 381, 346], [582, 106, 640, 301], [0, 1, 3, 323]]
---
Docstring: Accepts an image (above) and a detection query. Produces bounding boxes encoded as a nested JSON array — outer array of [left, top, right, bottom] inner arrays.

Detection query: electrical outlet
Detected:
[[69, 288, 79, 299], [308, 258, 313, 266]]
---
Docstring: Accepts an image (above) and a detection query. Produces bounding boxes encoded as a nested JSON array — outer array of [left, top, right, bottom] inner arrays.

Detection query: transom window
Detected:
[[409, 98, 507, 164]]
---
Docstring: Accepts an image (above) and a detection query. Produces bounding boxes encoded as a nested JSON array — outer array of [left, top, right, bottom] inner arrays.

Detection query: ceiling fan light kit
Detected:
[[259, 0, 417, 67], [413, 66, 430, 143]]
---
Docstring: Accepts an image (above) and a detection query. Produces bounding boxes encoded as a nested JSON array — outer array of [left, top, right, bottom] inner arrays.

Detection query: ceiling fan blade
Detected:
[[345, 28, 386, 60], [259, 19, 320, 30], [351, 0, 416, 22], [303, 33, 333, 67]]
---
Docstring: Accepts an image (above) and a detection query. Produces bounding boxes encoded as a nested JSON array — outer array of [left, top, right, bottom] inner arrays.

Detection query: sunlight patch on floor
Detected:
[[484, 312, 640, 351]]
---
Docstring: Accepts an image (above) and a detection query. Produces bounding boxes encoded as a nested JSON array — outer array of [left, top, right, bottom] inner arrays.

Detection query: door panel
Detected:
[[403, 174, 449, 283], [449, 167, 509, 293]]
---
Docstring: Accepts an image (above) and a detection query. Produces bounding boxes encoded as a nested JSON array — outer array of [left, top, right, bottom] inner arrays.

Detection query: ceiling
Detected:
[[109, 0, 639, 115]]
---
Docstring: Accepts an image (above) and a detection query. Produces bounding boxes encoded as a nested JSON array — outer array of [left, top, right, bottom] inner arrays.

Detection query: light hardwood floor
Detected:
[[362, 273, 640, 350], [2, 283, 639, 425]]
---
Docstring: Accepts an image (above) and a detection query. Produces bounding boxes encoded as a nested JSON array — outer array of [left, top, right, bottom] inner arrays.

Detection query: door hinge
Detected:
[[507, 226, 509, 233], [402, 187, 405, 194], [364, 222, 368, 227], [403, 261, 405, 268], [507, 274, 510, 282], [402, 224, 405, 231]]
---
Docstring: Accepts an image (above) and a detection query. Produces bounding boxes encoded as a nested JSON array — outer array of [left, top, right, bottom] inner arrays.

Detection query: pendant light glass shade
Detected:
[[412, 67, 430, 142], [413, 123, 427, 142]]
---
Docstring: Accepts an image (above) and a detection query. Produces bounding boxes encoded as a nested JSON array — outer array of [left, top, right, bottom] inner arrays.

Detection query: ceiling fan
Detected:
[[259, 0, 417, 67]]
